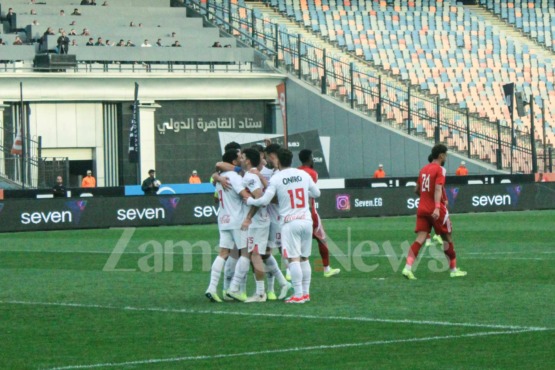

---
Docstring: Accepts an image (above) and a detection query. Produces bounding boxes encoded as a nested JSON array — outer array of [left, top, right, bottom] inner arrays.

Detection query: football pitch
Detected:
[[1, 210, 554, 369]]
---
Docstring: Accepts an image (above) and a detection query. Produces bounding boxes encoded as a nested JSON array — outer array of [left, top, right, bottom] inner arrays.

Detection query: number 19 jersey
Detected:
[[268, 167, 320, 224]]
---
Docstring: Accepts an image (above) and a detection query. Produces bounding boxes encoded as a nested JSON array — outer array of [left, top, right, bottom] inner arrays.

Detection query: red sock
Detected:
[[444, 242, 457, 269], [317, 239, 330, 267], [406, 241, 423, 266]]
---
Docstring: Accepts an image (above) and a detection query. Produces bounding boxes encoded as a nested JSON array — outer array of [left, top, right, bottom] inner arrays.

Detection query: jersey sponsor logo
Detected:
[[354, 197, 383, 208], [193, 205, 220, 218], [117, 207, 166, 221], [336, 194, 351, 211], [219, 214, 231, 224], [282, 176, 303, 185]]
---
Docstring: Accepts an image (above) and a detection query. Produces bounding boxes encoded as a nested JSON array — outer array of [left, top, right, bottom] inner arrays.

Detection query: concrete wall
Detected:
[[285, 77, 500, 178]]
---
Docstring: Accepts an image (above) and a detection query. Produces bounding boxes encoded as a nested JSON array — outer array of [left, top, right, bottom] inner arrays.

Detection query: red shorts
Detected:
[[415, 207, 452, 235], [311, 210, 326, 242]]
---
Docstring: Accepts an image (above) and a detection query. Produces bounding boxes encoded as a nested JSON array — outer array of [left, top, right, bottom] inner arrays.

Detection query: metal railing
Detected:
[[190, 0, 536, 174]]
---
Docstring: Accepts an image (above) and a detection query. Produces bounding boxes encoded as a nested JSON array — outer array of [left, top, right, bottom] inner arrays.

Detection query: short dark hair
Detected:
[[431, 144, 448, 159], [224, 141, 241, 152], [243, 148, 260, 168], [298, 149, 312, 164], [277, 148, 293, 168], [428, 154, 433, 163], [264, 143, 281, 155], [222, 149, 239, 164], [250, 144, 264, 153]]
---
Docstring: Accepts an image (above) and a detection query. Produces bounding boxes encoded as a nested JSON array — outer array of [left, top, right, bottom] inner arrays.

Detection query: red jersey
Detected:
[[416, 162, 446, 216], [298, 165, 318, 183]]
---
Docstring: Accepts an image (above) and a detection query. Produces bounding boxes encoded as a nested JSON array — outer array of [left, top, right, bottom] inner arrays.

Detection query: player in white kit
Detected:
[[247, 148, 321, 304], [205, 149, 249, 303]]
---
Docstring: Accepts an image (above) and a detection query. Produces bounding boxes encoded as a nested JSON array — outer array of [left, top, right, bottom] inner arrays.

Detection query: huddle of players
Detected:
[[205, 142, 337, 304]]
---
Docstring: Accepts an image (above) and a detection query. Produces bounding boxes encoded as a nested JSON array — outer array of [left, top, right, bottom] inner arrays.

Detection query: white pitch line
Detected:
[[0, 300, 547, 331], [45, 329, 545, 370]]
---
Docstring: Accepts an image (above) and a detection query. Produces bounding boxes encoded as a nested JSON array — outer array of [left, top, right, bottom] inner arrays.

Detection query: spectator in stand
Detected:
[[6, 8, 16, 31], [105, 39, 113, 46], [72, 8, 82, 15], [455, 161, 468, 176], [172, 40, 181, 47], [116, 39, 125, 47], [81, 28, 90, 36], [102, 1, 109, 6], [13, 36, 24, 45], [126, 40, 136, 47], [57, 31, 69, 53], [32, 20, 40, 26], [71, 39, 78, 47], [52, 176, 67, 198], [81, 170, 96, 188], [189, 170, 202, 184], [156, 38, 163, 47], [538, 172, 547, 182], [212, 41, 222, 48], [138, 23, 143, 27], [141, 39, 152, 47], [95, 37, 104, 46], [86, 37, 94, 46], [90, 0, 97, 5], [59, 9, 66, 16], [373, 164, 386, 178], [69, 29, 77, 35], [30, 9, 37, 15], [171, 32, 177, 38], [129, 21, 136, 27], [70, 20, 77, 26], [0, 39, 5, 45], [81, 0, 90, 4]]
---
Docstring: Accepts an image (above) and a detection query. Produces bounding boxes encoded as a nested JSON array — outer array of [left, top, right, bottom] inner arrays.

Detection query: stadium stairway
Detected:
[[470, 4, 555, 61]]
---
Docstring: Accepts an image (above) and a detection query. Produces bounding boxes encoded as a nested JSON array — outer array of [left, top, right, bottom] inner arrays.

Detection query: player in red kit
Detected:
[[402, 144, 467, 280], [298, 149, 341, 278]]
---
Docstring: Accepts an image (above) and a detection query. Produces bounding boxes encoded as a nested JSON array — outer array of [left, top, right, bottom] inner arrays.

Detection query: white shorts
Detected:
[[268, 222, 282, 249], [247, 226, 270, 254], [281, 220, 312, 259], [219, 229, 247, 250]]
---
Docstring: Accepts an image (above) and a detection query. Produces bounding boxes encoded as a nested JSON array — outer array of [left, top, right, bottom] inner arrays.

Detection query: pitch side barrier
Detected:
[[0, 182, 553, 233]]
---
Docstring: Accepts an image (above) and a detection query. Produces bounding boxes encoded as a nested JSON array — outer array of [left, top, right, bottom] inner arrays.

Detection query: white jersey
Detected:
[[248, 167, 320, 225], [260, 166, 281, 224], [242, 171, 270, 228], [215, 170, 246, 230]]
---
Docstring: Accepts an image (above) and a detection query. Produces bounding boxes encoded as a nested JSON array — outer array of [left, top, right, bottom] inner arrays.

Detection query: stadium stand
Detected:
[[0, 0, 257, 70], [234, 0, 554, 172]]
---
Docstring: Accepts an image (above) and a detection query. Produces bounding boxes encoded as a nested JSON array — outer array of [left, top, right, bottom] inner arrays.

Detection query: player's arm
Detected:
[[247, 185, 276, 207], [211, 172, 232, 190], [432, 183, 443, 219], [216, 162, 243, 175], [308, 178, 321, 199]]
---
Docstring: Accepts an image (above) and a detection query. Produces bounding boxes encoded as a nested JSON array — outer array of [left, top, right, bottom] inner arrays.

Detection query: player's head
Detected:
[[224, 141, 241, 153], [264, 143, 281, 168], [276, 148, 293, 169], [251, 144, 266, 163], [242, 148, 260, 169], [222, 149, 240, 165], [431, 144, 448, 165], [298, 149, 313, 167]]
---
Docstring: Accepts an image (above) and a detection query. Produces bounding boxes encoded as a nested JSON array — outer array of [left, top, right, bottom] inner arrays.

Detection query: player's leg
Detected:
[[435, 213, 467, 277], [206, 231, 232, 302], [222, 246, 238, 300], [245, 227, 269, 302], [300, 222, 313, 301], [227, 230, 250, 301], [402, 216, 431, 280], [282, 222, 305, 303], [313, 211, 340, 278]]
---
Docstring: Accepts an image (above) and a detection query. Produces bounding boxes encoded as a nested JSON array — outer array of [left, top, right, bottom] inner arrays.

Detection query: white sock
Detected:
[[324, 265, 331, 273], [223, 256, 237, 291], [208, 256, 225, 292], [300, 260, 311, 296], [266, 268, 275, 292], [240, 273, 247, 295], [255, 279, 265, 295], [404, 264, 412, 271], [230, 256, 250, 292], [265, 254, 288, 286], [288, 261, 303, 298]]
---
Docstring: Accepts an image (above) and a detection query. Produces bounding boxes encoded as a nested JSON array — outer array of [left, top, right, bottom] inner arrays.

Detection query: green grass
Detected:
[[1, 210, 554, 369]]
